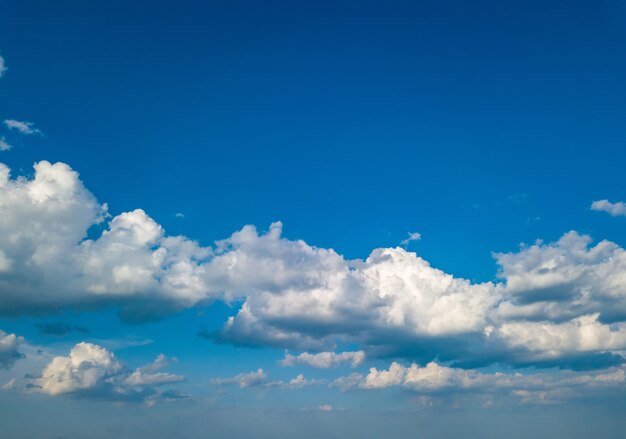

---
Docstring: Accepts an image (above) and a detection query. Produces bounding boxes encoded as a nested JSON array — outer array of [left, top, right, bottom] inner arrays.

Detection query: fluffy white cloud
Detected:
[[494, 231, 626, 322], [3, 119, 40, 135], [354, 361, 626, 404], [0, 161, 214, 317], [38, 342, 123, 395], [281, 351, 365, 368], [37, 342, 184, 401], [0, 329, 23, 369], [591, 199, 626, 217], [1, 161, 626, 369]]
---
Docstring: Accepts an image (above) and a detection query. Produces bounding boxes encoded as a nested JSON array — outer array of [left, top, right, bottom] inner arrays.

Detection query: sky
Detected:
[[0, 1, 625, 437]]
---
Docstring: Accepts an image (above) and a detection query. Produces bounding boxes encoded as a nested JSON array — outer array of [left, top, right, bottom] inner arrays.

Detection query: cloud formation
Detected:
[[343, 360, 626, 404], [0, 55, 6, 78], [3, 119, 40, 135], [0, 138, 11, 152], [0, 329, 23, 369], [400, 232, 421, 246], [591, 199, 626, 217], [211, 369, 323, 390], [37, 342, 183, 401], [281, 351, 365, 368], [1, 161, 625, 370]]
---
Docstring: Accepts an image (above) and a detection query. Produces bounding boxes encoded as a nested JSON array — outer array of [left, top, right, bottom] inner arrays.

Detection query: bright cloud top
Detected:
[[591, 199, 626, 217], [37, 342, 183, 401], [0, 161, 625, 371]]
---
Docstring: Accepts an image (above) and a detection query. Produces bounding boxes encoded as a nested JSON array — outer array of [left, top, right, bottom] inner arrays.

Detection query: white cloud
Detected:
[[0, 55, 6, 78], [318, 404, 333, 411], [494, 231, 626, 322], [37, 342, 184, 402], [1, 161, 626, 369], [0, 329, 23, 369], [123, 354, 184, 386], [348, 360, 626, 404], [280, 351, 365, 368], [211, 369, 268, 388], [210, 369, 322, 390], [3, 120, 40, 135], [591, 199, 626, 217], [0, 138, 11, 152], [400, 232, 421, 246], [38, 342, 123, 395]]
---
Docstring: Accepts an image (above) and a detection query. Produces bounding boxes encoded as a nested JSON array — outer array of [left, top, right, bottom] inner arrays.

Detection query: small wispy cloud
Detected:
[[175, 212, 185, 218], [400, 232, 421, 247], [4, 119, 41, 135], [591, 199, 626, 217], [0, 138, 11, 152], [0, 55, 6, 78]]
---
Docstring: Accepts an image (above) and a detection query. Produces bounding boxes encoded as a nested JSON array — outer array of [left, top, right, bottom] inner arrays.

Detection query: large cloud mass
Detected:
[[1, 161, 626, 370]]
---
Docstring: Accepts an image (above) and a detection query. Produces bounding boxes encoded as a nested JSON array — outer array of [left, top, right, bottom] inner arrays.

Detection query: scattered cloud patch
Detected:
[[591, 199, 626, 217], [400, 232, 421, 247], [0, 55, 6, 78], [36, 342, 184, 403], [318, 404, 333, 411], [175, 213, 185, 218], [0, 329, 24, 369], [3, 119, 40, 135], [342, 360, 626, 404], [0, 138, 11, 151], [210, 369, 323, 390], [281, 351, 365, 368]]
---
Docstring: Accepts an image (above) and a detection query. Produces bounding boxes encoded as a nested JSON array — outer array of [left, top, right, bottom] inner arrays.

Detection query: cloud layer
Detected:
[[1, 161, 625, 371]]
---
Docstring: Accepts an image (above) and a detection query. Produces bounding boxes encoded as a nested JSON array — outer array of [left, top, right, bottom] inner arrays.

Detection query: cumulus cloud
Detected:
[[0, 329, 24, 369], [347, 360, 626, 404], [37, 342, 184, 402], [280, 351, 365, 368], [591, 199, 626, 217], [1, 160, 626, 370], [0, 161, 214, 319], [0, 138, 11, 152], [3, 120, 40, 135]]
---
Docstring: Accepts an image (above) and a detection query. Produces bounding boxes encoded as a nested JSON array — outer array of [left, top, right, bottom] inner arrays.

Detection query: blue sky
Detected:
[[1, 1, 625, 437]]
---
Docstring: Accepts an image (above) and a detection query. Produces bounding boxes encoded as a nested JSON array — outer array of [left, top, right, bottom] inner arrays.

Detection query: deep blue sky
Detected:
[[1, 1, 625, 437], [2, 0, 625, 279]]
